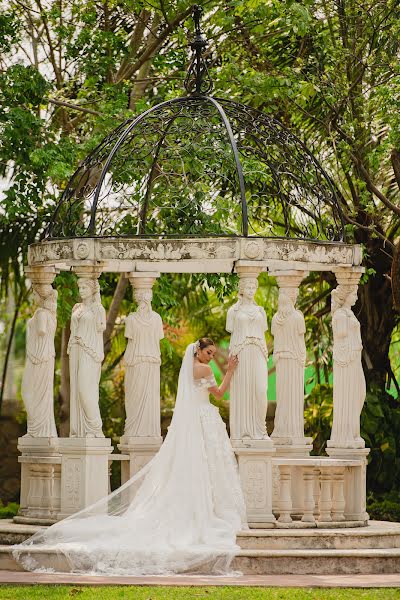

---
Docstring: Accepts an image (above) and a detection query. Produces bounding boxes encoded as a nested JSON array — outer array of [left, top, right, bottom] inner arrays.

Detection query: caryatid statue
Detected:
[[68, 277, 106, 438], [123, 278, 164, 439], [21, 284, 58, 438], [271, 287, 307, 444], [226, 274, 269, 444], [328, 284, 366, 449]]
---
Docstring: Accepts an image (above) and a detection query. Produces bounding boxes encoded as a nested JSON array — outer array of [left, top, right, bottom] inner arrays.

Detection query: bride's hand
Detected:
[[227, 355, 239, 372]]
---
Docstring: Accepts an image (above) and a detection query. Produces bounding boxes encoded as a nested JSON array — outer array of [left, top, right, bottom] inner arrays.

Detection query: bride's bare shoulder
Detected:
[[193, 363, 213, 379]]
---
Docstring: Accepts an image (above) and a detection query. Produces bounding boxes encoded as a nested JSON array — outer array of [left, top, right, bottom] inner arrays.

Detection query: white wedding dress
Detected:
[[13, 343, 247, 576]]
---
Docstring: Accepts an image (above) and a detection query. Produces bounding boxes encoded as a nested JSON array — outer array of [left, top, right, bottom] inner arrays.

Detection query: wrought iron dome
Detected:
[[44, 6, 345, 242]]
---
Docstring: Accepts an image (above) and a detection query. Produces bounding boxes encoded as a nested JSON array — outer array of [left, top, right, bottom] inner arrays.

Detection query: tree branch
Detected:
[[351, 153, 400, 217], [116, 6, 192, 84], [48, 98, 105, 116]]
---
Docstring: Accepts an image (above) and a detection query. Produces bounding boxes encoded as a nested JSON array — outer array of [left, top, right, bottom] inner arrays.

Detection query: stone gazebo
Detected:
[[16, 8, 368, 532]]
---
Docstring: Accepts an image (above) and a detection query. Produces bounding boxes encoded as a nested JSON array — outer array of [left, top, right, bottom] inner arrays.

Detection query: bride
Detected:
[[13, 338, 247, 576]]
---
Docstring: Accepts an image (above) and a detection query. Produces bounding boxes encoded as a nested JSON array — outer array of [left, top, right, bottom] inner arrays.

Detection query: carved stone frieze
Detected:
[[28, 241, 73, 264], [28, 237, 362, 271]]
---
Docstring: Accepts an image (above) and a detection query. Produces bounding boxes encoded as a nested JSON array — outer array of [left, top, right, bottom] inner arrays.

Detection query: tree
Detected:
[[212, 0, 400, 392]]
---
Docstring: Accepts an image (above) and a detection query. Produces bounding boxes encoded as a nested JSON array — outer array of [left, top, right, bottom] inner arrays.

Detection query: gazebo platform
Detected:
[[1, 520, 400, 575]]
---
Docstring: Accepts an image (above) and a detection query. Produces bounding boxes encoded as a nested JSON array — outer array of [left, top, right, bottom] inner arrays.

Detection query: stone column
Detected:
[[270, 270, 312, 456], [57, 265, 112, 518], [15, 266, 61, 524], [118, 272, 163, 482], [230, 263, 275, 527], [327, 268, 366, 450], [269, 270, 312, 519], [326, 267, 369, 524]]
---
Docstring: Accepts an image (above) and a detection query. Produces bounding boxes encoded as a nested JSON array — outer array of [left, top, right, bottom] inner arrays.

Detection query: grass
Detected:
[[0, 587, 399, 600]]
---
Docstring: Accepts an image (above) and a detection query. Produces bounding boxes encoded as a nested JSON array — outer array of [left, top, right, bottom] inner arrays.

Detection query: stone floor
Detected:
[[0, 571, 400, 587]]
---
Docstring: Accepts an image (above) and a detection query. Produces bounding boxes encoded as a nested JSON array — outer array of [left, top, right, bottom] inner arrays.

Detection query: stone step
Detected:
[[0, 520, 43, 546], [232, 548, 400, 575], [2, 545, 400, 576], [237, 521, 400, 550]]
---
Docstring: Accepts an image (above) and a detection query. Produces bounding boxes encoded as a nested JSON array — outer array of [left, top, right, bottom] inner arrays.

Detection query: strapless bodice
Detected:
[[194, 374, 217, 406]]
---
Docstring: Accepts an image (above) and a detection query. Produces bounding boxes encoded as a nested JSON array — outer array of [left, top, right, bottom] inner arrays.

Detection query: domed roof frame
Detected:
[[42, 6, 347, 245]]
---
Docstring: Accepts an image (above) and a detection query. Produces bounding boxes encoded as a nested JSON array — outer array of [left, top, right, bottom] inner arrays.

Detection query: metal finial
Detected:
[[184, 5, 213, 95]]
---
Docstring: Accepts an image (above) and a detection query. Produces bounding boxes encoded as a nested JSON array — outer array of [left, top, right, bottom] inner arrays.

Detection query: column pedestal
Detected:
[[118, 436, 163, 483], [272, 441, 313, 517], [14, 437, 61, 525], [234, 440, 276, 528], [326, 447, 370, 523], [57, 438, 112, 519]]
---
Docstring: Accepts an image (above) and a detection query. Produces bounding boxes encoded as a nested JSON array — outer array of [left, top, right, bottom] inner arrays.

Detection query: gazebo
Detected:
[[11, 6, 379, 574]]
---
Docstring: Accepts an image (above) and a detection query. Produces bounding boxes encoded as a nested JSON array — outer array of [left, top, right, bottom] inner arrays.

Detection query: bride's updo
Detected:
[[198, 337, 215, 350]]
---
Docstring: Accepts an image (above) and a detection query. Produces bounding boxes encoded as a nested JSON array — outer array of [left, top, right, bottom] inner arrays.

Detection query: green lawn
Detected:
[[0, 587, 399, 600]]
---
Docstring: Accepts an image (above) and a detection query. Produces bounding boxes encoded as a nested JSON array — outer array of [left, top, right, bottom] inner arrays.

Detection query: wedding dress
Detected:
[[13, 343, 247, 576]]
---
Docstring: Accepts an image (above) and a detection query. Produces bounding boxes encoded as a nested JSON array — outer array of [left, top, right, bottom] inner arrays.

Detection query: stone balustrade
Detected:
[[273, 458, 368, 527]]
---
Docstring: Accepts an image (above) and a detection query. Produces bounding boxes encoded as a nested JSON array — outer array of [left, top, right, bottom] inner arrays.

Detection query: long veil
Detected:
[[12, 343, 242, 575]]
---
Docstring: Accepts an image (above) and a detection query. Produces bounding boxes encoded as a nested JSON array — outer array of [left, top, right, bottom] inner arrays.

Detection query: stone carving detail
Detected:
[[244, 240, 263, 260], [68, 275, 106, 438], [263, 242, 354, 264], [74, 241, 90, 259], [271, 286, 307, 444], [227, 273, 269, 442], [65, 460, 81, 507], [29, 242, 73, 264], [21, 283, 58, 438], [243, 460, 266, 509], [123, 277, 164, 438], [328, 284, 366, 449]]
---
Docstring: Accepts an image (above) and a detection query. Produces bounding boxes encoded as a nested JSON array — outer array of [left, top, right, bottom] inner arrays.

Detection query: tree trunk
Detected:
[[357, 238, 395, 391], [58, 319, 71, 436], [103, 275, 128, 360]]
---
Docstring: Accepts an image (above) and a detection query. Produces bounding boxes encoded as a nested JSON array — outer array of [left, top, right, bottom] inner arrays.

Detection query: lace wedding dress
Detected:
[[13, 343, 247, 576]]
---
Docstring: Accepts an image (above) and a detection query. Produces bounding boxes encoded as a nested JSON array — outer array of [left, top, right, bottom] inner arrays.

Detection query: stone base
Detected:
[[234, 446, 276, 528], [57, 437, 112, 519], [272, 440, 313, 457], [327, 439, 366, 449], [15, 437, 61, 525], [231, 437, 275, 450], [118, 436, 162, 482]]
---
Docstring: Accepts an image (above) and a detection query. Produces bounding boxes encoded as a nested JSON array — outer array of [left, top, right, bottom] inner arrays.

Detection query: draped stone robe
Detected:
[[123, 311, 164, 438]]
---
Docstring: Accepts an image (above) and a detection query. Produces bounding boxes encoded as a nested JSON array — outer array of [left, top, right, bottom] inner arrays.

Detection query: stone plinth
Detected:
[[57, 438, 112, 519], [326, 447, 370, 522], [14, 437, 61, 525], [118, 436, 162, 483], [234, 441, 276, 528]]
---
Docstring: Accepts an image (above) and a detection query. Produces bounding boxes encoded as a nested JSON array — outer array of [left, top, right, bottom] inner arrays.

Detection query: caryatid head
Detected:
[[134, 287, 153, 310], [78, 278, 100, 303], [238, 277, 258, 303], [32, 284, 58, 312], [331, 284, 358, 313]]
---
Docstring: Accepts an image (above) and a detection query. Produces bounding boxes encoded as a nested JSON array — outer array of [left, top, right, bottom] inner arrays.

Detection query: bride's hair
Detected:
[[198, 337, 215, 350]]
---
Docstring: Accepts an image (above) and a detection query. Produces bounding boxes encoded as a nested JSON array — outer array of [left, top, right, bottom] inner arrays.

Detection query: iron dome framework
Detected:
[[44, 6, 345, 243]]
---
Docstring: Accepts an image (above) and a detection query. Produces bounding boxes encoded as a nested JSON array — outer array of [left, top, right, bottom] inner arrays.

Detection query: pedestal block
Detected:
[[58, 438, 112, 519], [234, 440, 276, 528], [272, 440, 313, 517], [14, 437, 61, 525], [326, 447, 370, 523], [118, 436, 162, 483]]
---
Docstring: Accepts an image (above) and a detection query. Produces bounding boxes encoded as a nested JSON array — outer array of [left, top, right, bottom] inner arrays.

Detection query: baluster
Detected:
[[278, 465, 293, 523], [331, 467, 346, 521], [301, 467, 316, 523], [319, 468, 332, 522], [313, 467, 321, 519]]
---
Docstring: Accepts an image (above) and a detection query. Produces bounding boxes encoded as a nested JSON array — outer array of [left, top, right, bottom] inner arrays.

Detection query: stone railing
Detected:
[[272, 458, 368, 527]]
